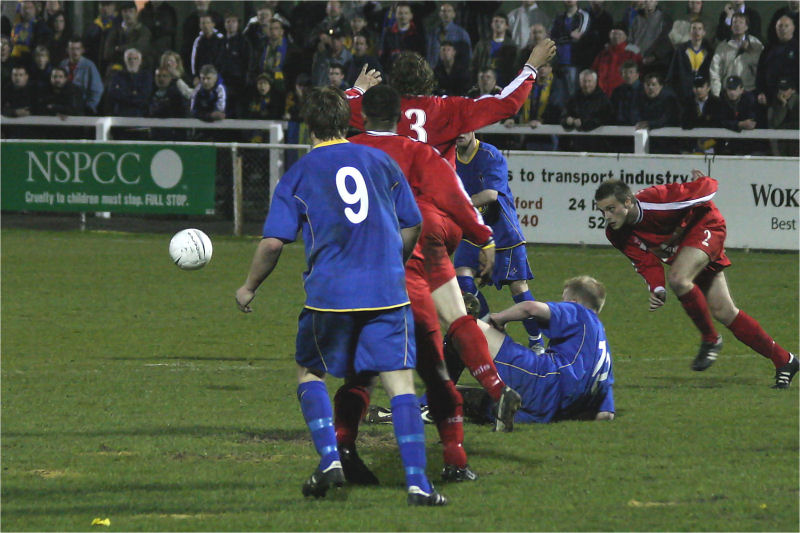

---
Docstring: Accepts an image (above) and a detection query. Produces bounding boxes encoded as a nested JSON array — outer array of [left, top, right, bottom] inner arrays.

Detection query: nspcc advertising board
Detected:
[[2, 143, 216, 214], [504, 153, 798, 250]]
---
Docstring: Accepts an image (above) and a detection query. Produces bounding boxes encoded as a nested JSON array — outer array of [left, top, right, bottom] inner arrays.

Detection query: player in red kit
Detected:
[[346, 38, 557, 165], [595, 173, 797, 389], [333, 85, 521, 486]]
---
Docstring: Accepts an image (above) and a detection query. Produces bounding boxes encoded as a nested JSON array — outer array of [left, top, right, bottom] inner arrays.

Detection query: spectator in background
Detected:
[[243, 3, 273, 57], [283, 72, 311, 169], [766, 1, 799, 46], [515, 22, 548, 66], [426, 2, 471, 70], [2, 36, 14, 95], [10, 1, 51, 67], [756, 16, 798, 107], [680, 74, 721, 154], [611, 60, 643, 124], [380, 1, 425, 73], [190, 13, 223, 79], [347, 33, 382, 87], [576, 1, 613, 69], [148, 66, 186, 118], [139, 0, 177, 60], [592, 22, 642, 97], [508, 60, 566, 151], [37, 66, 83, 118], [768, 78, 798, 155], [103, 2, 151, 74], [471, 12, 518, 86], [433, 40, 471, 96], [247, 73, 284, 122], [107, 47, 152, 117], [181, 0, 223, 62], [666, 20, 712, 102], [42, 1, 63, 27], [191, 63, 226, 122], [634, 72, 679, 141], [60, 36, 103, 115], [669, 1, 716, 47], [311, 28, 351, 87], [44, 11, 68, 65], [308, 1, 348, 52], [561, 68, 612, 151], [709, 12, 763, 97], [714, 74, 758, 154], [159, 50, 193, 99], [219, 13, 249, 118], [83, 1, 117, 71], [549, 0, 590, 96], [466, 67, 501, 97], [716, 0, 761, 43], [628, 0, 673, 74], [30, 45, 53, 96], [2, 65, 35, 117], [327, 62, 347, 90], [507, 1, 551, 50], [252, 18, 293, 93]]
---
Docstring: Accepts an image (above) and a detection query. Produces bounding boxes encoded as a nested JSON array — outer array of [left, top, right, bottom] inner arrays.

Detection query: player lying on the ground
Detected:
[[454, 130, 545, 354], [594, 173, 797, 389], [368, 276, 615, 425]]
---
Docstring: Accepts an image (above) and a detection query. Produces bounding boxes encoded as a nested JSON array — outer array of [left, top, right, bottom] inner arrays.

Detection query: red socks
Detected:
[[678, 285, 719, 343], [727, 310, 791, 368], [333, 384, 370, 448], [447, 315, 505, 401]]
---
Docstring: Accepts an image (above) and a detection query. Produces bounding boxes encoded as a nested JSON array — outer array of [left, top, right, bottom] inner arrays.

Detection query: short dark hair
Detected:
[[328, 62, 345, 74], [595, 179, 634, 204], [643, 72, 663, 85], [199, 64, 217, 76], [302, 86, 350, 140], [620, 60, 639, 72], [563, 276, 606, 313], [67, 35, 83, 45], [731, 12, 749, 25], [11, 64, 29, 74], [51, 66, 68, 76], [390, 51, 435, 95], [362, 84, 401, 126], [493, 11, 508, 24]]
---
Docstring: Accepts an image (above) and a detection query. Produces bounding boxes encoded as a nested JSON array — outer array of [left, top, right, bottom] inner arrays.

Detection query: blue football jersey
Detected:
[[263, 140, 422, 311], [456, 141, 525, 250]]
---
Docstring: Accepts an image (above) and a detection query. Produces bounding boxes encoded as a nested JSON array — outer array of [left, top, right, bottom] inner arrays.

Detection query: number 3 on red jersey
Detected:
[[404, 108, 427, 143]]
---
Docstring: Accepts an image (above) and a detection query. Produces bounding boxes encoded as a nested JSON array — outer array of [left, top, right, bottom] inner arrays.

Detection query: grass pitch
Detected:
[[1, 228, 798, 532]]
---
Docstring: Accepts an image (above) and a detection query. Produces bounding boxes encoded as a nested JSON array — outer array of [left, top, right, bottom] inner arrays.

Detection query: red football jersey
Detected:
[[349, 131, 492, 246], [605, 177, 729, 291], [346, 66, 537, 166]]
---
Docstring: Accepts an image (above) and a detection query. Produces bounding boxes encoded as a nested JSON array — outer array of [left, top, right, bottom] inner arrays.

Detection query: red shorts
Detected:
[[412, 202, 462, 291], [678, 214, 731, 273]]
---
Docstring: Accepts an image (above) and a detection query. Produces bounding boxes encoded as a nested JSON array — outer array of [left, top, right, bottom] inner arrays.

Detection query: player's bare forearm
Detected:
[[471, 189, 498, 208], [490, 300, 550, 328], [236, 237, 284, 312], [400, 224, 421, 264]]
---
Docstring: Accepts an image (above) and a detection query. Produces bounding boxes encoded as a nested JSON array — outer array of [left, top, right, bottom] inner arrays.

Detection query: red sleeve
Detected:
[[637, 176, 718, 204], [606, 227, 666, 292], [446, 67, 536, 132], [346, 87, 365, 131], [415, 145, 492, 245]]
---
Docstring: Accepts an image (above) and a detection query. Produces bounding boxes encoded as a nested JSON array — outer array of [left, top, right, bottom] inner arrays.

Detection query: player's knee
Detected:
[[667, 270, 692, 293], [710, 301, 739, 325], [509, 280, 529, 296]]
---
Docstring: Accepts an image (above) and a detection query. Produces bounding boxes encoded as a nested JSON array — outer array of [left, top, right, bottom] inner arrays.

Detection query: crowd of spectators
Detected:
[[1, 0, 797, 155]]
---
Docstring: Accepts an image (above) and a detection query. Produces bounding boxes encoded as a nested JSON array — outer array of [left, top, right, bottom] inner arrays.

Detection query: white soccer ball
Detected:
[[169, 229, 213, 270]]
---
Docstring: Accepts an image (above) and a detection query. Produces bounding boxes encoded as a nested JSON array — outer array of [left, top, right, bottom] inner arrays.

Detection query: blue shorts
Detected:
[[453, 241, 533, 290], [493, 336, 560, 423], [295, 305, 416, 378]]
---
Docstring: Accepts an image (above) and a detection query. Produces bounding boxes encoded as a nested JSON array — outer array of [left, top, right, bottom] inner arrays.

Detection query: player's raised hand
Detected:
[[526, 38, 557, 69], [354, 64, 382, 92], [649, 287, 666, 312], [235, 286, 256, 313]]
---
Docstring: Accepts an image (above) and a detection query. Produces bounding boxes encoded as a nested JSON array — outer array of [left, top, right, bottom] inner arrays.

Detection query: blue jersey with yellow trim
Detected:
[[456, 140, 525, 249], [263, 140, 422, 311], [495, 301, 614, 422]]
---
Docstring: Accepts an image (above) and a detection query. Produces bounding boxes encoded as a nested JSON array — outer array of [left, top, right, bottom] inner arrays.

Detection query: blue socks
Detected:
[[513, 290, 543, 344], [391, 393, 432, 493], [457, 275, 490, 318], [297, 380, 340, 471]]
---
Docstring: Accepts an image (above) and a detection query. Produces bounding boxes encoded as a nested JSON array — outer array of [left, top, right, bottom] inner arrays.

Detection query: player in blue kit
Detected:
[[235, 87, 446, 506], [450, 276, 615, 424], [453, 130, 545, 354]]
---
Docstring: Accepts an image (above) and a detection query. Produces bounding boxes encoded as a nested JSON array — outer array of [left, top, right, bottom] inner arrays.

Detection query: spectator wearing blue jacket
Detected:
[[191, 63, 226, 122], [60, 36, 103, 114], [107, 48, 152, 117]]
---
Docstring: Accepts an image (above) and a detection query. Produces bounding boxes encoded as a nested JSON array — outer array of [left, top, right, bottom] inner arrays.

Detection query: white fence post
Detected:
[[268, 123, 284, 204], [232, 144, 243, 237], [634, 129, 649, 154], [95, 117, 112, 141]]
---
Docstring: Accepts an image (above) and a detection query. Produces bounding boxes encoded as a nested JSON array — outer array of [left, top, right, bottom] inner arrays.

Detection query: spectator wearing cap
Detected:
[[379, 1, 425, 74], [680, 74, 721, 153], [549, 0, 590, 96], [190, 13, 223, 79], [426, 2, 471, 71], [709, 11, 763, 97], [592, 22, 642, 97], [346, 32, 383, 87], [756, 15, 798, 106], [103, 2, 152, 75], [60, 35, 103, 114], [107, 47, 152, 117], [767, 78, 798, 155], [218, 13, 249, 118], [714, 74, 759, 154], [666, 19, 712, 102], [716, 0, 761, 43], [471, 12, 517, 86], [628, 0, 673, 74], [611, 60, 644, 125], [669, 0, 717, 47], [433, 40, 471, 96], [311, 27, 351, 87]]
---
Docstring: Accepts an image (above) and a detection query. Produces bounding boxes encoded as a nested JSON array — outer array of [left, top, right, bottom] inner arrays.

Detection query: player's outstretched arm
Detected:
[[235, 237, 285, 313], [490, 300, 551, 330], [525, 38, 557, 69]]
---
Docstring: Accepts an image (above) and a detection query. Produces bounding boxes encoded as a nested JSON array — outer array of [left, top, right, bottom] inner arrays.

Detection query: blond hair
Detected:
[[563, 276, 606, 313]]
